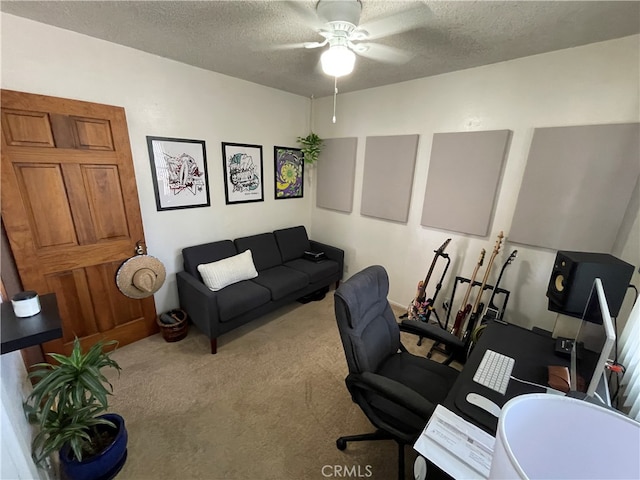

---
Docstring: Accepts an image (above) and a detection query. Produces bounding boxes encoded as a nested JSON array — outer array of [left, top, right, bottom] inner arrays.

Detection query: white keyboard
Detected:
[[472, 349, 515, 394]]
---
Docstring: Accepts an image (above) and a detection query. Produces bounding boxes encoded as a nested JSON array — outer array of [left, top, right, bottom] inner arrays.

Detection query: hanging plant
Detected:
[[296, 132, 324, 165]]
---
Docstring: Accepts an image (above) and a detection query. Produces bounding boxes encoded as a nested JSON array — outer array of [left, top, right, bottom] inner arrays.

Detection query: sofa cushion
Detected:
[[252, 266, 309, 300], [235, 233, 282, 271], [183, 240, 237, 279], [198, 250, 258, 291], [274, 226, 311, 263], [283, 258, 339, 284], [216, 280, 271, 322]]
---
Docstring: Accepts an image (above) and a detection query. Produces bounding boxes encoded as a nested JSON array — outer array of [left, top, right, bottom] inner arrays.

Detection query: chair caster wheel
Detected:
[[336, 439, 347, 450]]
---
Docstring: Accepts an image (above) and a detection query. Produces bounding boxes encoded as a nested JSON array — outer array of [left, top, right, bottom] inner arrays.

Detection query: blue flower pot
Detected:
[[59, 413, 128, 480]]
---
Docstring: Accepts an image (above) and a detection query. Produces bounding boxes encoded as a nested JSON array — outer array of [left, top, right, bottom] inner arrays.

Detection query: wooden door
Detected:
[[1, 90, 158, 355]]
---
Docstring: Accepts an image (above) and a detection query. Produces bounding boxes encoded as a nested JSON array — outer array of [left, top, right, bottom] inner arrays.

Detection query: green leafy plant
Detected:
[[296, 132, 324, 165], [23, 338, 121, 467]]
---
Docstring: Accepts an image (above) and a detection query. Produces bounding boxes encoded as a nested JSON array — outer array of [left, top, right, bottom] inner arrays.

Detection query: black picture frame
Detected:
[[274, 146, 304, 200], [146, 136, 210, 211], [221, 142, 264, 204]]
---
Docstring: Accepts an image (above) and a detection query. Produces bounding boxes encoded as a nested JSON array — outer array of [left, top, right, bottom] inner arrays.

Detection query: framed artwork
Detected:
[[221, 142, 264, 204], [146, 136, 210, 211], [274, 146, 304, 199]]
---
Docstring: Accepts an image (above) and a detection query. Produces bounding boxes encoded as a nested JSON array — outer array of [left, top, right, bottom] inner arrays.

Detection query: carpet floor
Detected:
[[106, 293, 455, 480]]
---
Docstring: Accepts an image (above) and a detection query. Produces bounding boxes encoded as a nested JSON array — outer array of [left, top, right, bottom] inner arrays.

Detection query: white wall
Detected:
[[0, 351, 47, 480], [1, 13, 638, 332], [1, 13, 312, 313], [310, 35, 640, 332]]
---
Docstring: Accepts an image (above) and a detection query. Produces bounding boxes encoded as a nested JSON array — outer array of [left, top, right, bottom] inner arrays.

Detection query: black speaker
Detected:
[[546, 251, 634, 318]]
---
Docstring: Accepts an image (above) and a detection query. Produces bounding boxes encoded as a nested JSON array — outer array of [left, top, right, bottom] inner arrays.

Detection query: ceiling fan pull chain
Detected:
[[310, 94, 315, 132], [332, 76, 338, 124]]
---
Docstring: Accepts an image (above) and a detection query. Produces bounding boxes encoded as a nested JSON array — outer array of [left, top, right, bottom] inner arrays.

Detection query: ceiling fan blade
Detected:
[[347, 40, 368, 54], [304, 39, 329, 49], [359, 4, 433, 40], [354, 43, 414, 64], [348, 29, 369, 42], [261, 42, 310, 52]]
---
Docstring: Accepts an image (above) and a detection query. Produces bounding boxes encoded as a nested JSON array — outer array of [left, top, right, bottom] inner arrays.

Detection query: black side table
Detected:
[[1, 293, 63, 355]]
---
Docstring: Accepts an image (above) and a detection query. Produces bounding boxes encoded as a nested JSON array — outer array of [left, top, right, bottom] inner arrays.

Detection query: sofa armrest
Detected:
[[176, 271, 220, 338], [309, 240, 344, 273]]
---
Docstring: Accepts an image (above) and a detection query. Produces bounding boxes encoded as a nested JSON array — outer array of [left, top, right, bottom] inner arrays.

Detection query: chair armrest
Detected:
[[309, 240, 344, 271], [399, 320, 465, 350], [176, 271, 219, 338], [346, 371, 434, 419]]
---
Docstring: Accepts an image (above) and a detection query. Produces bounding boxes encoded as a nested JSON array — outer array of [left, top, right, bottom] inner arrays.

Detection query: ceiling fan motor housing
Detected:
[[317, 0, 362, 30]]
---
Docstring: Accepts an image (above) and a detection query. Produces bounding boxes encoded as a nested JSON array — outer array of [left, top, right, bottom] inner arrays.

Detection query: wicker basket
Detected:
[[157, 309, 188, 342]]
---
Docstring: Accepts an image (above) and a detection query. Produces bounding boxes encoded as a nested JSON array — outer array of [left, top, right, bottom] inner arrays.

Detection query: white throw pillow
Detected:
[[197, 250, 258, 291]]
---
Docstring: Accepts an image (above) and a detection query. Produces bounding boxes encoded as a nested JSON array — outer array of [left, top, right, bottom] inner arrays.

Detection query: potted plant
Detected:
[[296, 132, 324, 165], [23, 338, 128, 480]]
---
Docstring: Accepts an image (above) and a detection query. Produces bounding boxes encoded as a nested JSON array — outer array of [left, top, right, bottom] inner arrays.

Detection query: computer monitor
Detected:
[[570, 278, 616, 398]]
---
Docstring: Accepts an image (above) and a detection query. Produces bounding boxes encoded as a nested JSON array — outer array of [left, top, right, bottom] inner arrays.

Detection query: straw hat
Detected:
[[116, 255, 166, 299]]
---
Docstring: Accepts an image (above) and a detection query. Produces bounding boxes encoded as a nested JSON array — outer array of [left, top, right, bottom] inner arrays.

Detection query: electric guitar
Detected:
[[461, 231, 504, 344], [407, 238, 451, 320], [481, 249, 518, 322], [450, 248, 485, 338]]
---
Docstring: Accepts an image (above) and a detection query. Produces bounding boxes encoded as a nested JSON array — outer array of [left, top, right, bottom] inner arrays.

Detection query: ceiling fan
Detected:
[[285, 0, 427, 122], [299, 0, 423, 78]]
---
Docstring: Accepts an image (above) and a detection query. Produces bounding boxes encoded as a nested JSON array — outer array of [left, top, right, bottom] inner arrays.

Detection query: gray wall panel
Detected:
[[361, 134, 419, 223], [509, 123, 640, 252], [421, 130, 511, 236], [316, 137, 358, 213]]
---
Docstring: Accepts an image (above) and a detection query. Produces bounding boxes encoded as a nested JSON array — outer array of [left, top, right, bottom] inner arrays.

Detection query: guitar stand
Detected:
[[415, 252, 451, 346], [427, 276, 510, 360]]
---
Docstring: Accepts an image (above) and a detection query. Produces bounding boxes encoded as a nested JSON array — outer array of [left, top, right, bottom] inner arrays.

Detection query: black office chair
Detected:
[[334, 265, 460, 480]]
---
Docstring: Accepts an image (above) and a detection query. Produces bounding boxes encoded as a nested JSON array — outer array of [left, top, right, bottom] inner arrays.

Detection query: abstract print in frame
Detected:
[[146, 136, 210, 211], [274, 146, 304, 199], [222, 142, 264, 204]]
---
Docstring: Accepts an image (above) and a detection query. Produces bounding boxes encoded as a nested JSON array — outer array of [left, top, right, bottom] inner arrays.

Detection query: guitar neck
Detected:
[[456, 249, 485, 311], [417, 262, 437, 300], [472, 234, 503, 313], [487, 266, 508, 311], [459, 265, 480, 309], [416, 239, 451, 301], [471, 254, 497, 314], [486, 250, 517, 314]]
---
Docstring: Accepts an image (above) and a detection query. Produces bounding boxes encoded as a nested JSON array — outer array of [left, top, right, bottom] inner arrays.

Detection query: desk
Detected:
[[418, 321, 615, 479], [415, 321, 568, 479], [444, 321, 563, 435], [1, 293, 63, 354]]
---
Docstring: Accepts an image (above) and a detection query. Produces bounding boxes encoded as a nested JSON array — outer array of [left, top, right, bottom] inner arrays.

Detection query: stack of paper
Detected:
[[414, 405, 496, 479]]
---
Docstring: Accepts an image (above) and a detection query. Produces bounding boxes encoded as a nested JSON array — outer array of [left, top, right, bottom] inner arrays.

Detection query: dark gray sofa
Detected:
[[176, 226, 344, 353]]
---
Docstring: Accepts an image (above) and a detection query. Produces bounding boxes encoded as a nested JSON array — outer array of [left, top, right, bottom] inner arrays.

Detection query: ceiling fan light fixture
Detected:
[[321, 45, 356, 77]]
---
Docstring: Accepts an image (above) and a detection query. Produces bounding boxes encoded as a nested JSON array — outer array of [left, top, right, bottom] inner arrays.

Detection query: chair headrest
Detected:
[[335, 265, 390, 328]]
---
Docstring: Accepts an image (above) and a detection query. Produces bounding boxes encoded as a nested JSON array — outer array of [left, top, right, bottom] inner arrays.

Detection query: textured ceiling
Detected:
[[2, 1, 639, 98]]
